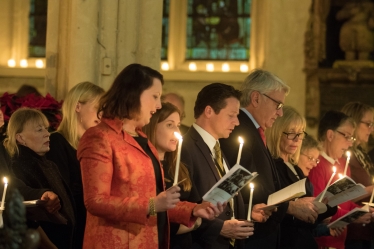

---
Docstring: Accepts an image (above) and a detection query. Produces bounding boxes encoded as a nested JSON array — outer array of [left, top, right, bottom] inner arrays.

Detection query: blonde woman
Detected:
[[46, 82, 104, 248]]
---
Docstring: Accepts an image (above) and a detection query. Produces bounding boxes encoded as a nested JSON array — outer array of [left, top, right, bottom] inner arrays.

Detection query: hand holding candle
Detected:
[[343, 151, 351, 176], [319, 166, 336, 202], [247, 183, 254, 221], [1, 177, 8, 210], [173, 132, 183, 186], [236, 136, 244, 165]]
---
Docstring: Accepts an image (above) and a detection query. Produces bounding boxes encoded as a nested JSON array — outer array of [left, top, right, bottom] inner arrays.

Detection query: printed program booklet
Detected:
[[202, 164, 258, 205], [315, 176, 367, 207], [259, 178, 307, 211], [328, 206, 369, 228]]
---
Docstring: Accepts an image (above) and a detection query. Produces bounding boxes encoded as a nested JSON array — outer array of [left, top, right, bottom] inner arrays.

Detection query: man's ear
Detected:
[[251, 91, 260, 107], [204, 105, 213, 118], [326, 129, 334, 142]]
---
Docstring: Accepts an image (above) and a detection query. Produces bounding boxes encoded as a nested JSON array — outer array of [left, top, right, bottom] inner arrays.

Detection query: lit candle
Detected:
[[343, 151, 351, 176], [369, 178, 374, 204], [173, 132, 183, 186], [1, 177, 8, 210], [236, 136, 244, 165], [247, 183, 254, 220], [319, 166, 336, 202]]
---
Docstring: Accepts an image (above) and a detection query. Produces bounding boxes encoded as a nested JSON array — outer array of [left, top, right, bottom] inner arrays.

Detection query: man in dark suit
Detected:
[[220, 69, 318, 249], [181, 83, 258, 249]]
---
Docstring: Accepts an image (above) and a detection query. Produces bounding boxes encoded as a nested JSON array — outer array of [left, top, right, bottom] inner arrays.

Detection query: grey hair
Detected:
[[240, 69, 290, 107]]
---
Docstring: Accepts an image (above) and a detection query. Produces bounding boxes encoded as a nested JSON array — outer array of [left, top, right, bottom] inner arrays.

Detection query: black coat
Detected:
[[46, 132, 86, 249], [11, 145, 76, 249], [181, 126, 246, 249], [220, 110, 289, 249], [275, 158, 337, 249]]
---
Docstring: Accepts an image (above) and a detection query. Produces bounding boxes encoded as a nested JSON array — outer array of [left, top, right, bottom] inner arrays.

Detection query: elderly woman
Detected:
[[4, 108, 76, 248], [308, 110, 373, 249], [266, 106, 337, 249], [341, 102, 374, 249], [77, 64, 221, 249]]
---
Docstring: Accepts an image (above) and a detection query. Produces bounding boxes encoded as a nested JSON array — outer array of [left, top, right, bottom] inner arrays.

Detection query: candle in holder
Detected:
[[236, 136, 244, 165], [247, 183, 254, 221], [173, 132, 183, 186], [1, 177, 8, 210], [343, 151, 351, 176], [319, 166, 336, 202]]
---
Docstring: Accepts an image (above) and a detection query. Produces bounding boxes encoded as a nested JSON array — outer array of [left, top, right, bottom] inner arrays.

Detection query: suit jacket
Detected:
[[181, 126, 246, 249], [77, 118, 196, 249], [220, 110, 289, 249]]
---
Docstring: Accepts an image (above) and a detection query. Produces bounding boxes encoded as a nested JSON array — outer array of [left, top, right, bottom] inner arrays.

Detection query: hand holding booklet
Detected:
[[202, 164, 258, 205], [315, 175, 367, 207], [23, 200, 67, 224], [328, 205, 369, 228]]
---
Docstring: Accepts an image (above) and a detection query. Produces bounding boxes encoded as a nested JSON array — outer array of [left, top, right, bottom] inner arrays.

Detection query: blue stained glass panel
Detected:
[[29, 0, 48, 58], [161, 0, 170, 60], [186, 0, 251, 61]]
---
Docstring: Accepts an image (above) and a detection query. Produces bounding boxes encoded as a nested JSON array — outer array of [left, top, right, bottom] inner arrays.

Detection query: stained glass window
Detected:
[[29, 0, 48, 57], [186, 0, 251, 61], [161, 0, 170, 60]]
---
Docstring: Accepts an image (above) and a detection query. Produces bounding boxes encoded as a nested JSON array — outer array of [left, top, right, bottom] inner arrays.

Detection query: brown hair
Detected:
[[143, 102, 192, 191], [99, 63, 164, 120]]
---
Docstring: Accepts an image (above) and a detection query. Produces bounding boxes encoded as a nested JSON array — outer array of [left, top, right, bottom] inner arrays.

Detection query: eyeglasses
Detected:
[[300, 153, 320, 164], [283, 131, 308, 140], [360, 121, 374, 128], [262, 94, 284, 110], [335, 130, 356, 142]]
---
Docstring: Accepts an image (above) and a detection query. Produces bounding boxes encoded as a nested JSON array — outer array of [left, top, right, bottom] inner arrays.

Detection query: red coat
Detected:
[[77, 118, 196, 249]]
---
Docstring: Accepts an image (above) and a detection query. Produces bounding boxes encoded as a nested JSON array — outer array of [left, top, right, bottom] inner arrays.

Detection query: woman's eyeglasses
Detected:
[[283, 131, 308, 140], [300, 153, 320, 164], [335, 130, 356, 142], [360, 121, 374, 128]]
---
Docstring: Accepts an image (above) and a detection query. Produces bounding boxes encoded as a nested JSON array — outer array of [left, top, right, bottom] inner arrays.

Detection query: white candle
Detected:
[[173, 132, 183, 186], [247, 183, 254, 220], [236, 136, 244, 165], [369, 178, 374, 204], [1, 177, 8, 209], [343, 151, 351, 176], [319, 166, 336, 202]]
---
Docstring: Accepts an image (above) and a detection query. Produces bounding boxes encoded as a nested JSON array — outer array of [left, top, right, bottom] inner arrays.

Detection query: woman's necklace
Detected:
[[124, 129, 139, 137]]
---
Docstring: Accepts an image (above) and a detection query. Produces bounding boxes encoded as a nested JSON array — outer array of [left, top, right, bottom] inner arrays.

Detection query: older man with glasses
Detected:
[[220, 69, 318, 249]]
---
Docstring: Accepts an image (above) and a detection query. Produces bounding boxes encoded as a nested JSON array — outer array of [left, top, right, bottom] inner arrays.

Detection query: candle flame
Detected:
[[174, 132, 183, 140], [346, 151, 351, 157], [332, 166, 336, 173], [250, 183, 254, 189], [3, 177, 8, 184], [238, 136, 244, 144]]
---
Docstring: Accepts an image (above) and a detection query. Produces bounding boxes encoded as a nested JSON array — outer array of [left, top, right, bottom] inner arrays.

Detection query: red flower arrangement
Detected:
[[0, 92, 63, 131]]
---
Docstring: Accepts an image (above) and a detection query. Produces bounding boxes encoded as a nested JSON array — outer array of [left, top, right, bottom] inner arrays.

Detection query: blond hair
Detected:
[[4, 108, 49, 157], [57, 82, 104, 149], [266, 106, 306, 164]]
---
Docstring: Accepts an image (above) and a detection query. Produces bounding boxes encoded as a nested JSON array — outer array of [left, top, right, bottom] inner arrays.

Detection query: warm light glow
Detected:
[[240, 64, 249, 72], [35, 59, 44, 68], [222, 63, 230, 72], [346, 151, 351, 158], [206, 63, 214, 72], [238, 136, 244, 144], [189, 62, 197, 71], [20, 59, 28, 68], [250, 183, 254, 189], [332, 166, 336, 173], [7, 59, 16, 67], [338, 173, 344, 179], [161, 62, 169, 71], [3, 177, 7, 184], [174, 132, 183, 140]]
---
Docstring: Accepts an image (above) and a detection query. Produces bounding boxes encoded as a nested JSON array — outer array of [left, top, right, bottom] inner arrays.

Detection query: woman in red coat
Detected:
[[77, 64, 220, 249]]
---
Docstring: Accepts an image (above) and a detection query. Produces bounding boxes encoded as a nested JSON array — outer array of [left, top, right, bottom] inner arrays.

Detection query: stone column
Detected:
[[45, 0, 163, 99]]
